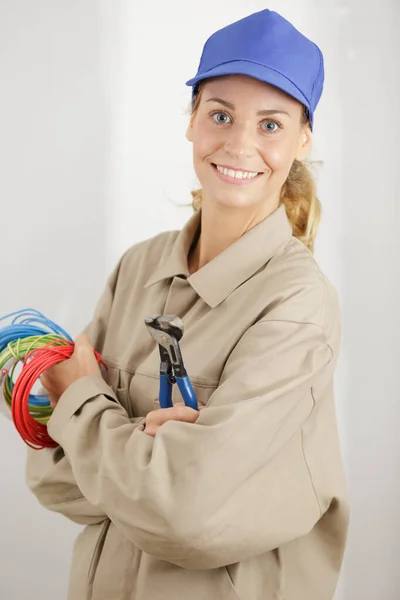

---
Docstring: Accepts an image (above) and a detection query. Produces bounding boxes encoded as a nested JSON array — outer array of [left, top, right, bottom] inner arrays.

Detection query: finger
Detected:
[[143, 425, 157, 438], [48, 392, 59, 410], [41, 361, 63, 379], [144, 405, 200, 437], [147, 405, 199, 428], [172, 404, 199, 422], [147, 408, 178, 427]]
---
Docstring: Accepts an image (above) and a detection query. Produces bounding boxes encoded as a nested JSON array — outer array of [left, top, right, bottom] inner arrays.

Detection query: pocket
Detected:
[[130, 370, 218, 416], [101, 363, 135, 417], [115, 386, 133, 417]]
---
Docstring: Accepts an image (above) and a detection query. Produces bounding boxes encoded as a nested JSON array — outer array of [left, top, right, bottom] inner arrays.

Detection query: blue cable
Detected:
[[0, 308, 72, 341], [0, 309, 72, 407]]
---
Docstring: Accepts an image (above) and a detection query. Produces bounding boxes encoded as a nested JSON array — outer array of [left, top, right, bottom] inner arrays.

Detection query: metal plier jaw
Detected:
[[145, 315, 198, 410]]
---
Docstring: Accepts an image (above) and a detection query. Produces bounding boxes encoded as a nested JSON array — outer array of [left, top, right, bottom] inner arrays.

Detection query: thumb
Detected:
[[73, 333, 96, 361], [74, 333, 92, 349], [72, 333, 101, 375]]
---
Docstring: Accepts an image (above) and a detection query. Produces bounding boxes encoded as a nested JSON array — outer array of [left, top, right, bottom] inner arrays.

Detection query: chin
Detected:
[[207, 189, 263, 210]]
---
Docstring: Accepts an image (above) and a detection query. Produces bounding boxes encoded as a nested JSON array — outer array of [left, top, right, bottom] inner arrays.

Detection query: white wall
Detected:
[[0, 1, 399, 598]]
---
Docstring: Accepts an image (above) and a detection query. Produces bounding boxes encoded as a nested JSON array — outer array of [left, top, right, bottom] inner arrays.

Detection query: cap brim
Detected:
[[185, 60, 312, 123]]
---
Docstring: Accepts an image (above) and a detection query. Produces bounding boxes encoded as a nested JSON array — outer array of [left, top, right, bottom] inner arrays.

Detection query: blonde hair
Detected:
[[189, 81, 321, 253]]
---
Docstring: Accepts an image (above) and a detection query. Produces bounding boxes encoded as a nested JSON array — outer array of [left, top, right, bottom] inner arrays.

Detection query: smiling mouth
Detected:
[[211, 163, 263, 182]]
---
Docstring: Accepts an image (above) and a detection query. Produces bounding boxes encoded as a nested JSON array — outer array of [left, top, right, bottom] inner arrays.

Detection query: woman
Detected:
[[26, 8, 349, 600]]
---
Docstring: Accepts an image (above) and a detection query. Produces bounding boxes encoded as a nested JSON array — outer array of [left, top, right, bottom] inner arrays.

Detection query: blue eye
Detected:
[[262, 120, 281, 133], [212, 112, 231, 124]]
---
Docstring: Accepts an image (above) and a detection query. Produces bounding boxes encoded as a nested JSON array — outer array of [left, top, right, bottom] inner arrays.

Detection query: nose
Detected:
[[223, 122, 257, 159]]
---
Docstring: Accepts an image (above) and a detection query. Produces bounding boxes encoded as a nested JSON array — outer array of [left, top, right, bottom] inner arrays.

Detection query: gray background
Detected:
[[0, 1, 399, 598]]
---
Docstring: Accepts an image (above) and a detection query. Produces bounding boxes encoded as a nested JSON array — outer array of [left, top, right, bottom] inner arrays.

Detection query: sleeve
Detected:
[[25, 255, 145, 526], [45, 317, 337, 563]]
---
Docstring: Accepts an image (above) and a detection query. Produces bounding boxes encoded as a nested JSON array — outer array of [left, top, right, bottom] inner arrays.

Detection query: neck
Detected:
[[188, 195, 280, 274]]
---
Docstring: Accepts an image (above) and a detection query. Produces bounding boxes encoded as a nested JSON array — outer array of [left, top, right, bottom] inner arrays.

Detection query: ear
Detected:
[[185, 120, 194, 142], [295, 127, 312, 161]]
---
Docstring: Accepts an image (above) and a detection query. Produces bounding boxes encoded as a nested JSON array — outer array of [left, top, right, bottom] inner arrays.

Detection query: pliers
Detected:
[[145, 314, 198, 410]]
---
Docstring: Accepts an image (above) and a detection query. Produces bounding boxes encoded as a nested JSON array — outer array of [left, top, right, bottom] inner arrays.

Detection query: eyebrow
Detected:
[[205, 97, 291, 117]]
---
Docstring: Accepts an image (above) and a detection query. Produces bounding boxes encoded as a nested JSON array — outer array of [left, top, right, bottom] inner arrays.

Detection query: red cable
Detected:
[[11, 340, 106, 450]]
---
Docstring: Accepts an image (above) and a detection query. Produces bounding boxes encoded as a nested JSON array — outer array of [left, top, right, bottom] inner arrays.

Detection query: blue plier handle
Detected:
[[145, 314, 198, 411], [158, 344, 197, 410]]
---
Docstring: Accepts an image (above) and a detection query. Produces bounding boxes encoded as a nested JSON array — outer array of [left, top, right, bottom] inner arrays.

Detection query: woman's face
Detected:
[[186, 74, 312, 213]]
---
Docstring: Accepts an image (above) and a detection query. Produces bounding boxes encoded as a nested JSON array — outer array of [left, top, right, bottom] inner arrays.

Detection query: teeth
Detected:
[[216, 165, 258, 179]]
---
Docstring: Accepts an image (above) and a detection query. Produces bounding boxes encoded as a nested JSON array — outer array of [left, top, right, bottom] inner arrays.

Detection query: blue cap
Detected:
[[185, 9, 324, 128]]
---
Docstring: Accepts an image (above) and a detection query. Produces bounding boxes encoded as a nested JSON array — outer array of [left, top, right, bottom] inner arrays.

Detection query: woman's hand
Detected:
[[143, 403, 203, 438], [41, 334, 101, 409]]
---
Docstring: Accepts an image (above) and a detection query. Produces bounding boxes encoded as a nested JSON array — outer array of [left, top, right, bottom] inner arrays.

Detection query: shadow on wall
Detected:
[[0, 0, 112, 336], [0, 2, 113, 600]]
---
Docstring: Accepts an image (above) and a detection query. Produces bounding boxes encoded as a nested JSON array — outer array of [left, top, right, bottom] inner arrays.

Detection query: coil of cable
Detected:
[[0, 309, 105, 449]]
